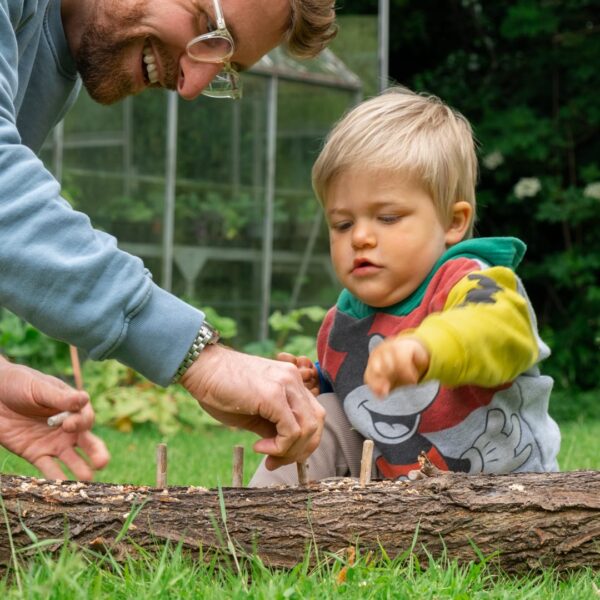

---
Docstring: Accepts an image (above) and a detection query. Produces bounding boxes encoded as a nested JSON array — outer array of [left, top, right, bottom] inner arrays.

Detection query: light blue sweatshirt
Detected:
[[0, 0, 204, 385]]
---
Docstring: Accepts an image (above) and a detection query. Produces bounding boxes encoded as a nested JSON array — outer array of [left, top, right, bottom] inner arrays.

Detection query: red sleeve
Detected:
[[423, 257, 484, 313], [316, 306, 337, 366]]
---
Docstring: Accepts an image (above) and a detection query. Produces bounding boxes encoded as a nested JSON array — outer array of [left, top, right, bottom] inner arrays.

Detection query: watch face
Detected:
[[203, 322, 219, 344]]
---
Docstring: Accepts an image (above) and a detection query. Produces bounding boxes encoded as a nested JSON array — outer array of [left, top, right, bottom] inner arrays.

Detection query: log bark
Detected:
[[1, 470, 599, 574]]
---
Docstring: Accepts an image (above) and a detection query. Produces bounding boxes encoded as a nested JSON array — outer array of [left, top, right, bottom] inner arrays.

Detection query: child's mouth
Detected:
[[352, 258, 380, 275]]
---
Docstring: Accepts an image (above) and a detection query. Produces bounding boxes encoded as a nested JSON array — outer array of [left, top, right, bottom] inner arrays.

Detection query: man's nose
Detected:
[[177, 55, 222, 100]]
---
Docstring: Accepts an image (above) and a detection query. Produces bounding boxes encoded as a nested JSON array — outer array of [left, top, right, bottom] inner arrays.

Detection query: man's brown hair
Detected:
[[286, 0, 337, 58]]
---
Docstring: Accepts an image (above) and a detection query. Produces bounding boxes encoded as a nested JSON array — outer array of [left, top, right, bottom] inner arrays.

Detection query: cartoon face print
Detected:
[[343, 335, 439, 445], [344, 379, 440, 445]]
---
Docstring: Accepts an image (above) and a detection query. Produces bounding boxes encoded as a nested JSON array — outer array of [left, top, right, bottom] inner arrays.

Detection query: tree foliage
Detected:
[[338, 0, 600, 390]]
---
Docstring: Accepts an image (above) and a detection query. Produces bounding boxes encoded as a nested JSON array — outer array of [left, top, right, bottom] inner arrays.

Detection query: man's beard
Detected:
[[76, 29, 136, 105], [74, 4, 177, 105]]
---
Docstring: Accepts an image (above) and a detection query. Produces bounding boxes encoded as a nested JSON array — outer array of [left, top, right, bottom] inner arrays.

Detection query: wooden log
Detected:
[[0, 471, 599, 574]]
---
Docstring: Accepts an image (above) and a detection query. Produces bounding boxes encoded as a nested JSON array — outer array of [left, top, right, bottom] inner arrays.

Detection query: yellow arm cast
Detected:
[[410, 266, 539, 388]]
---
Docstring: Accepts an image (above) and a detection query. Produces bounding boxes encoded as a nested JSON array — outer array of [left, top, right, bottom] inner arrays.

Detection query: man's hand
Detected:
[[180, 345, 325, 470], [0, 359, 110, 479], [276, 352, 320, 397], [364, 336, 430, 397]]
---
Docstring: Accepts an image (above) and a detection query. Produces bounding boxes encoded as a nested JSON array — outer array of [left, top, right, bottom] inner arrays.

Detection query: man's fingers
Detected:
[[182, 348, 324, 467], [252, 436, 283, 459], [252, 384, 302, 457], [34, 456, 67, 480], [78, 431, 111, 471], [279, 390, 324, 462], [263, 454, 295, 471], [252, 368, 322, 463], [60, 403, 95, 433], [58, 447, 94, 481], [21, 432, 109, 481], [33, 381, 89, 414]]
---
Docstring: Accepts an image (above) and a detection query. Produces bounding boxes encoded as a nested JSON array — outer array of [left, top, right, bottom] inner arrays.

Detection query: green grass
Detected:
[[557, 420, 600, 471], [0, 543, 598, 599], [0, 424, 264, 488], [0, 399, 599, 598]]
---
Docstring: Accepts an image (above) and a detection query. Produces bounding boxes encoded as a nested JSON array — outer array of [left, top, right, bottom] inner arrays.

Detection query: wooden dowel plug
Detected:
[[232, 445, 244, 487], [69, 345, 84, 391], [359, 440, 374, 487], [156, 443, 168, 488], [296, 462, 308, 486]]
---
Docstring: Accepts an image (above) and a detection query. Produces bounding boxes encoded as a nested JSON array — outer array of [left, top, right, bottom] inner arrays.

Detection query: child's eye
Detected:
[[379, 215, 401, 224], [330, 221, 352, 232]]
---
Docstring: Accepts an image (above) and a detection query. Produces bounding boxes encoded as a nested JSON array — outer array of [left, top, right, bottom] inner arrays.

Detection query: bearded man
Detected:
[[0, 0, 336, 478]]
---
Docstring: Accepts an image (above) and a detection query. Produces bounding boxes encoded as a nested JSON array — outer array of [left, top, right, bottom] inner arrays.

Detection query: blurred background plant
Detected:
[[0, 310, 70, 373], [0, 305, 326, 434], [243, 306, 327, 360]]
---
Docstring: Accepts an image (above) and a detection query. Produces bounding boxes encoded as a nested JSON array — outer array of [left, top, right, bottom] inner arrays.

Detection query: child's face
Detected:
[[325, 169, 455, 308]]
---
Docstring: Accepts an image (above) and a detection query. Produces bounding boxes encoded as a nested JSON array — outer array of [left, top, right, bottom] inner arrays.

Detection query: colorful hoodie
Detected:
[[317, 237, 561, 476]]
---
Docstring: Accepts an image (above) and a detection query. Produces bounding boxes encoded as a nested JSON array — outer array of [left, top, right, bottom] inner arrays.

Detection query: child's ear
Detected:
[[444, 201, 472, 245]]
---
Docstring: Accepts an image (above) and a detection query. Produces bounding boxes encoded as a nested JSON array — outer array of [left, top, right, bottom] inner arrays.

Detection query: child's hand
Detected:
[[276, 352, 320, 397], [364, 337, 430, 398]]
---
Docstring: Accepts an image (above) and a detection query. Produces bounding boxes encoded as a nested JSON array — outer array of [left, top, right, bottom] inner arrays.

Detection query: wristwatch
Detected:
[[171, 321, 220, 384]]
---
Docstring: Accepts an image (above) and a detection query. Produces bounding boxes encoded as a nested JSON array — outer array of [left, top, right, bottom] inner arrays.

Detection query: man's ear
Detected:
[[444, 201, 472, 245]]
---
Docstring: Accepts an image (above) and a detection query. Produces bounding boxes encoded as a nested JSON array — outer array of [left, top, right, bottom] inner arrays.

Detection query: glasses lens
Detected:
[[187, 35, 233, 62], [203, 70, 242, 99]]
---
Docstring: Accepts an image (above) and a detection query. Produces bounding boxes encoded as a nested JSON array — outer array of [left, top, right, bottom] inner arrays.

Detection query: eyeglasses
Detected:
[[186, 0, 242, 99]]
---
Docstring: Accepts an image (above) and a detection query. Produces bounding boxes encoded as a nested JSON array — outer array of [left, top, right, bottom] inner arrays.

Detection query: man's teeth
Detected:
[[143, 42, 159, 84]]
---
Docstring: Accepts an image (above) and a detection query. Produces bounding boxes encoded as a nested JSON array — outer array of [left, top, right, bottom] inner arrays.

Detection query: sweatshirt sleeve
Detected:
[[0, 4, 203, 386], [412, 266, 539, 387]]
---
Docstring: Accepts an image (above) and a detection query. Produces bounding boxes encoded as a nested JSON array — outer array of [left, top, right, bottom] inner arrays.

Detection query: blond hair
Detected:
[[285, 0, 338, 59], [312, 87, 478, 236]]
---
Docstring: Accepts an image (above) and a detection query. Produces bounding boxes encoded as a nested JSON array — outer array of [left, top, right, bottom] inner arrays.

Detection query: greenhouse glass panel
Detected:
[[43, 49, 362, 345]]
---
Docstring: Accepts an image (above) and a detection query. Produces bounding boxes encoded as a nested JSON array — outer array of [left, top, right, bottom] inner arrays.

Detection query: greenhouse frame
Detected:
[[43, 49, 362, 343]]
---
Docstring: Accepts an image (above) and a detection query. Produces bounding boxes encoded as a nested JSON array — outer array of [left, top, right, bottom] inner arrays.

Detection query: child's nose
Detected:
[[351, 222, 376, 248], [177, 55, 222, 100]]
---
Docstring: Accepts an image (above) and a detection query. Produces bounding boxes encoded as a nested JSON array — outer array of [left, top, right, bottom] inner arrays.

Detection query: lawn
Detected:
[[0, 399, 599, 598]]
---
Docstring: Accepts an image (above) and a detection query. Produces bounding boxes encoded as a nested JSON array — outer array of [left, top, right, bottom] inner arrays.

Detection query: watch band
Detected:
[[171, 321, 220, 384]]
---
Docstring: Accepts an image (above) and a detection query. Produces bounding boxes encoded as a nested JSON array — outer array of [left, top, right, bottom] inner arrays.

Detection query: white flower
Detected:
[[583, 182, 600, 200], [514, 177, 541, 199], [482, 151, 504, 170]]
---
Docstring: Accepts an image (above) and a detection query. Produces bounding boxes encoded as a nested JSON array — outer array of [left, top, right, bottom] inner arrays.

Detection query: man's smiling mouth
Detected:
[[142, 40, 159, 85]]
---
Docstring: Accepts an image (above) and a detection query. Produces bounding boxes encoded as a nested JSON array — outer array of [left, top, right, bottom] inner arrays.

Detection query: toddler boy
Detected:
[[251, 87, 560, 485]]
